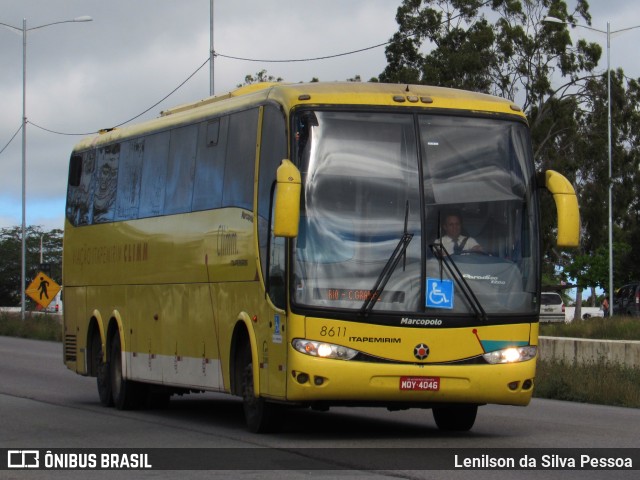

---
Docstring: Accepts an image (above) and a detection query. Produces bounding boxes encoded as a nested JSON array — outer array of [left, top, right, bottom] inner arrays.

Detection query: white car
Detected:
[[539, 292, 565, 323], [564, 306, 604, 321]]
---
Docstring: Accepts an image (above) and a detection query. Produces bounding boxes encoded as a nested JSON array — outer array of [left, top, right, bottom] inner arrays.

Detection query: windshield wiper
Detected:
[[429, 242, 487, 322], [360, 232, 413, 317]]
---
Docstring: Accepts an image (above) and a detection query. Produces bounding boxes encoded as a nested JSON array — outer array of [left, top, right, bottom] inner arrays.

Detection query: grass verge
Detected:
[[534, 358, 640, 408], [537, 315, 640, 408], [0, 311, 62, 342], [539, 315, 640, 340]]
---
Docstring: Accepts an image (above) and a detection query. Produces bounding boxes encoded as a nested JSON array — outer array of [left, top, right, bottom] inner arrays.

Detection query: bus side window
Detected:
[[222, 108, 259, 211], [66, 153, 95, 226], [67, 150, 96, 225], [139, 132, 170, 218], [93, 144, 120, 223], [115, 139, 144, 221], [258, 105, 287, 307], [68, 155, 83, 187], [164, 124, 198, 215], [193, 117, 228, 211], [269, 221, 287, 308]]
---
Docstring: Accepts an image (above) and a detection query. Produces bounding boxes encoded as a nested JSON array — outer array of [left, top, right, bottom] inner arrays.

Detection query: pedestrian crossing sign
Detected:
[[26, 271, 61, 309]]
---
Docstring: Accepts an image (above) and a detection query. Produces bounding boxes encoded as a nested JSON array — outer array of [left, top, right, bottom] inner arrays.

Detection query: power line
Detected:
[[111, 56, 210, 128], [7, 33, 409, 141], [25, 121, 95, 137], [214, 0, 491, 63], [27, 57, 211, 137], [214, 39, 393, 63], [24, 35, 391, 138], [0, 123, 22, 157], [2, 3, 492, 145]]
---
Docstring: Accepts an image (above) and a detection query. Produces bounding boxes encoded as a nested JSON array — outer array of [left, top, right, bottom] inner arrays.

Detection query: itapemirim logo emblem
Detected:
[[413, 343, 430, 360]]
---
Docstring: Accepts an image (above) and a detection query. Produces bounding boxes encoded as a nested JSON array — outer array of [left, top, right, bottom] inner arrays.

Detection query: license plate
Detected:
[[399, 376, 440, 391]]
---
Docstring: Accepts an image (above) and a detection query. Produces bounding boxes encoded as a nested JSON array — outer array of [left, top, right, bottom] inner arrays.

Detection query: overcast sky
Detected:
[[1, 0, 639, 231]]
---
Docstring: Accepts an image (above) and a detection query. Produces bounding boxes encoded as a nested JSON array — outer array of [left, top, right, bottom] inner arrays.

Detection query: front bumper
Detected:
[[286, 349, 536, 407]]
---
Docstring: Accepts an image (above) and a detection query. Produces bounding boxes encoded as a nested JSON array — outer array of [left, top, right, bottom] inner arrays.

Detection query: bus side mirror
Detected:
[[545, 170, 580, 247], [273, 159, 301, 238]]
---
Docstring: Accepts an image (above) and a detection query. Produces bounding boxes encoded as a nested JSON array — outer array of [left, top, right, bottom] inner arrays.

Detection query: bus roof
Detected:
[[72, 82, 526, 152]]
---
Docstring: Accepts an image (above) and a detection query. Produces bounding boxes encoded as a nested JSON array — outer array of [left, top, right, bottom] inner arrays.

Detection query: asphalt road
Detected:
[[1, 335, 638, 479]]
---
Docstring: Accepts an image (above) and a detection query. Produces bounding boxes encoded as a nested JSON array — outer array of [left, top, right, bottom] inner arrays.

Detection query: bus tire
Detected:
[[92, 333, 113, 407], [432, 405, 478, 431], [109, 334, 145, 410], [240, 344, 279, 433]]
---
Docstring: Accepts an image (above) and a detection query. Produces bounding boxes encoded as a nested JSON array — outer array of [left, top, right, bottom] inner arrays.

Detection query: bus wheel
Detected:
[[240, 344, 279, 433], [109, 335, 145, 410], [92, 334, 113, 407], [432, 405, 478, 431]]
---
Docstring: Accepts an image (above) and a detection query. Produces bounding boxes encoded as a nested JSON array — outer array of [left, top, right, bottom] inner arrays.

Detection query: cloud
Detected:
[[3, 0, 636, 230]]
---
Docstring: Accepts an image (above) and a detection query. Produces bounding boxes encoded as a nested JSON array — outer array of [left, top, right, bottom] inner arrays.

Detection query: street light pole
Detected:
[[210, 0, 215, 96], [21, 19, 27, 322], [606, 22, 613, 318], [543, 16, 640, 316], [1, 16, 92, 320]]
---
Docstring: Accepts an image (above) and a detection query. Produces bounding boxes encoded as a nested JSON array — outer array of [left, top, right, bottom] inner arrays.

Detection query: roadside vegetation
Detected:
[[536, 315, 640, 408], [539, 315, 640, 340], [535, 359, 640, 408], [0, 311, 62, 342]]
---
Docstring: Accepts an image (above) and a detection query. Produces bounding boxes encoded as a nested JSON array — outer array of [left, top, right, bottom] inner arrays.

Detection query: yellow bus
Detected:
[[63, 82, 579, 432]]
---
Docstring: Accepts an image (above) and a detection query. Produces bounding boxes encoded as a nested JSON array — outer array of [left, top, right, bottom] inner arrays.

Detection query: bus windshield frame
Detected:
[[289, 108, 539, 325]]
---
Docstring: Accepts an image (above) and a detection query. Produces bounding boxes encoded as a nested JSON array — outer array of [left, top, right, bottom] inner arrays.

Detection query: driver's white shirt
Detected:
[[434, 235, 480, 254]]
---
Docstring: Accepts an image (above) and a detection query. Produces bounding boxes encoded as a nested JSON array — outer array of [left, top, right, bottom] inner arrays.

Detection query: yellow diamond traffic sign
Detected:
[[26, 271, 61, 309]]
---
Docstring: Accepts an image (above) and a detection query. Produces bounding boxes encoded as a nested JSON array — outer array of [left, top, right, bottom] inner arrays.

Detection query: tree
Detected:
[[238, 72, 376, 85], [380, 1, 599, 103], [379, 0, 640, 292], [237, 69, 283, 87], [0, 226, 62, 307], [568, 71, 640, 287]]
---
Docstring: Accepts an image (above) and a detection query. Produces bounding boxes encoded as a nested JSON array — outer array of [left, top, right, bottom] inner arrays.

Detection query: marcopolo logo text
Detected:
[[400, 318, 443, 326]]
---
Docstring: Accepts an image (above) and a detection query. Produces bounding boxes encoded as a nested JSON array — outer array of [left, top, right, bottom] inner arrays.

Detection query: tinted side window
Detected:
[[115, 139, 144, 221], [138, 131, 170, 218], [68, 155, 83, 187], [93, 144, 120, 223], [164, 125, 198, 215], [258, 106, 287, 223], [222, 108, 259, 210], [257, 105, 287, 304], [193, 117, 229, 211], [66, 151, 96, 226], [541, 293, 561, 305], [628, 286, 636, 300]]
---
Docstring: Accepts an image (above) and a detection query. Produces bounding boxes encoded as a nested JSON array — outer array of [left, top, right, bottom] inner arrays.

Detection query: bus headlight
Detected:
[[483, 346, 537, 364], [292, 339, 358, 360]]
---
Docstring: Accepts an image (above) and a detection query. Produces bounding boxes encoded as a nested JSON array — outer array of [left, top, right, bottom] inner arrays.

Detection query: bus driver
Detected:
[[434, 213, 483, 255]]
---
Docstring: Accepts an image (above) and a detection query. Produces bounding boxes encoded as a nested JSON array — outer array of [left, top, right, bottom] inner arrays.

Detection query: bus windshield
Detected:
[[292, 110, 539, 319]]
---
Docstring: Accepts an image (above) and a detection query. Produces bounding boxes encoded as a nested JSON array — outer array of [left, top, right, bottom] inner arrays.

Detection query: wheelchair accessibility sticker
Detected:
[[426, 278, 454, 309]]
